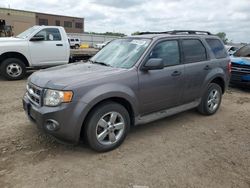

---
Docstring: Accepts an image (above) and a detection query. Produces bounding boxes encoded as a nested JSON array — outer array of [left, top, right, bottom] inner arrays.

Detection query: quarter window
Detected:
[[150, 40, 180, 66], [206, 39, 227, 59], [182, 39, 207, 63], [34, 28, 61, 41]]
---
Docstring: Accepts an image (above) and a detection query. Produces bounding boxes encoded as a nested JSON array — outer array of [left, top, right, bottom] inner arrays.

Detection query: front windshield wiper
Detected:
[[89, 60, 111, 67]]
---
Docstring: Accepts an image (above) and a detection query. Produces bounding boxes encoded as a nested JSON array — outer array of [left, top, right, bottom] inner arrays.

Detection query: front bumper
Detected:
[[230, 72, 250, 87], [22, 94, 88, 143]]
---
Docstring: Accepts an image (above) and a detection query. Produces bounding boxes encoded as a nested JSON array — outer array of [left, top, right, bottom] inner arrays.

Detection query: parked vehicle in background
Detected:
[[69, 37, 81, 49], [94, 40, 111, 49], [0, 25, 70, 80], [230, 44, 250, 87], [225, 45, 239, 55], [23, 30, 230, 152]]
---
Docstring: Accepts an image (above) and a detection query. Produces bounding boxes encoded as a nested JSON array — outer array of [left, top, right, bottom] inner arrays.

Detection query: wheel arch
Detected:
[[209, 76, 225, 93], [0, 52, 30, 67], [80, 97, 135, 139]]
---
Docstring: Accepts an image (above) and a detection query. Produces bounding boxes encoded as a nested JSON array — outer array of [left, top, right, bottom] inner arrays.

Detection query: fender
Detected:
[[72, 83, 139, 140]]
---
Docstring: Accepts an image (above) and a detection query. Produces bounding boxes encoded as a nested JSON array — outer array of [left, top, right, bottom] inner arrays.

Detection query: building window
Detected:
[[64, 21, 72, 28], [55, 20, 60, 26], [75, 22, 83, 29], [39, 18, 48, 26]]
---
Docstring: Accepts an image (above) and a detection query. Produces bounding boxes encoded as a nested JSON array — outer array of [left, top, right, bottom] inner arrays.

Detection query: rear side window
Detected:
[[150, 40, 180, 66], [206, 39, 227, 59], [182, 39, 207, 63]]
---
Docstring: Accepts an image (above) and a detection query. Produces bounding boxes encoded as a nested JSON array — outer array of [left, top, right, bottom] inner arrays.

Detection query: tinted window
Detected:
[[55, 20, 60, 26], [182, 39, 207, 63], [75, 22, 83, 29], [206, 39, 227, 59], [150, 40, 180, 66], [34, 28, 61, 41], [70, 39, 74, 41], [64, 21, 72, 28], [38, 19, 48, 26]]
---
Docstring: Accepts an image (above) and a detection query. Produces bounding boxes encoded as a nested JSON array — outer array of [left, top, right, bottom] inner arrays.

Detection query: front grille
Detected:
[[26, 83, 43, 106], [231, 62, 250, 74]]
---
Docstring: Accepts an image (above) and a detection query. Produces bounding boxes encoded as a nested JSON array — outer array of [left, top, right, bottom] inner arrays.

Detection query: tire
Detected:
[[75, 44, 79, 49], [197, 83, 222, 115], [0, 58, 26, 80], [85, 102, 130, 152]]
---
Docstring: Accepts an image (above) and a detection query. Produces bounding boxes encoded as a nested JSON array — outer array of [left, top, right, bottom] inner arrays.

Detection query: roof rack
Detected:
[[138, 30, 212, 35]]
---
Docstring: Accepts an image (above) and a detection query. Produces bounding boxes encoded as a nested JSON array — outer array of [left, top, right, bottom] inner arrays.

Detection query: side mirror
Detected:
[[30, 35, 45, 41], [142, 58, 164, 71]]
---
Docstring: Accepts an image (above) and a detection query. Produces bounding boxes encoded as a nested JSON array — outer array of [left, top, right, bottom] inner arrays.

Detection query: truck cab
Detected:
[[0, 26, 70, 80]]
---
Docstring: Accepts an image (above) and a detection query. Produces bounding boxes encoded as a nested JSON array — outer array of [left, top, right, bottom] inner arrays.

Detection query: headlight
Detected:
[[44, 89, 73, 106]]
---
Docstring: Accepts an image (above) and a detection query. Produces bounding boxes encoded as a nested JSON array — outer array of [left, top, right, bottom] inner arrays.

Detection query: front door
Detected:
[[29, 28, 67, 66], [138, 40, 184, 115]]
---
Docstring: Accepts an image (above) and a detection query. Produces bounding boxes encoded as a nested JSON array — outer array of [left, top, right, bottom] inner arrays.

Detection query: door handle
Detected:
[[56, 44, 63, 46], [171, 70, 181, 76], [204, 65, 211, 70]]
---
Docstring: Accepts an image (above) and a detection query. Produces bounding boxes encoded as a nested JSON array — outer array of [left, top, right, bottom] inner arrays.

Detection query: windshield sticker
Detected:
[[130, 40, 146, 46]]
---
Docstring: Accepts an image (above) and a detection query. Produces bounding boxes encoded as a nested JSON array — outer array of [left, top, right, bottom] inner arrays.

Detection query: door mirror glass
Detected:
[[30, 35, 45, 41], [142, 58, 164, 70]]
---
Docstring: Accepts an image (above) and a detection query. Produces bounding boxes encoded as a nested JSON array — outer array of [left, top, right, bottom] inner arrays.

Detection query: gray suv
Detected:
[[23, 30, 231, 152]]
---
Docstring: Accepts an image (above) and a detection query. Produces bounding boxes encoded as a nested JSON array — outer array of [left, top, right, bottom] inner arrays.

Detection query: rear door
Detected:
[[29, 28, 68, 66], [181, 38, 211, 103], [138, 39, 185, 115]]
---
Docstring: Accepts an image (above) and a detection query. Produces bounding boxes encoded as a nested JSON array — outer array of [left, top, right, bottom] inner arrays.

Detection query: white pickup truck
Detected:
[[0, 26, 70, 80]]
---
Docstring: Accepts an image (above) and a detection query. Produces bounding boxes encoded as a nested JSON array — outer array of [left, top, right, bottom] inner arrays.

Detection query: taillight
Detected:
[[228, 60, 232, 73]]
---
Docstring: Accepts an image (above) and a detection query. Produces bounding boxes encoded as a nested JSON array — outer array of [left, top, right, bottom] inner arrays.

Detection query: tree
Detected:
[[131, 31, 141, 35], [215, 32, 228, 44]]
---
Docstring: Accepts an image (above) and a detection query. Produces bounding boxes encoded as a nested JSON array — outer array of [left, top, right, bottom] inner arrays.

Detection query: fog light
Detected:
[[45, 119, 59, 131]]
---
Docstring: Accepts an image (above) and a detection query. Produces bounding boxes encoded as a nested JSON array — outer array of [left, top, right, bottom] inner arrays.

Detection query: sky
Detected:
[[0, 0, 250, 43]]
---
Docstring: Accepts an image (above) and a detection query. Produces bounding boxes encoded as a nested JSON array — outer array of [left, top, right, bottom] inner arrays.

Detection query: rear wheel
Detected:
[[85, 102, 130, 152], [75, 44, 80, 49], [198, 83, 222, 115], [0, 58, 26, 80]]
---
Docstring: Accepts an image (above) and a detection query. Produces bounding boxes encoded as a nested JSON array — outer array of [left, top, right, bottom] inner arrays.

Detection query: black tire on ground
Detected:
[[0, 58, 26, 80], [75, 44, 80, 49], [85, 102, 130, 152], [197, 83, 222, 115]]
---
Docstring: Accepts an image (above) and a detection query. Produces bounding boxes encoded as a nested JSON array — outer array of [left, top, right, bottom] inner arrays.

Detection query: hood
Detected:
[[231, 56, 250, 66], [0, 37, 25, 43], [29, 62, 128, 90]]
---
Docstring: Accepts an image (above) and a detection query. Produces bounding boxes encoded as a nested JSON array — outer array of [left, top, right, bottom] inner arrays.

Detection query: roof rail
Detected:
[[168, 30, 212, 35], [137, 30, 212, 35]]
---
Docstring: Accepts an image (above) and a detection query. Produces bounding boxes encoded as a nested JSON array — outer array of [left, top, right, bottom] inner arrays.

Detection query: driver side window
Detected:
[[150, 40, 180, 66], [34, 28, 62, 41]]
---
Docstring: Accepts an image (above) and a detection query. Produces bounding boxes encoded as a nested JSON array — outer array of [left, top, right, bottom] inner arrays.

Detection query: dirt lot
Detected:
[[0, 77, 249, 188]]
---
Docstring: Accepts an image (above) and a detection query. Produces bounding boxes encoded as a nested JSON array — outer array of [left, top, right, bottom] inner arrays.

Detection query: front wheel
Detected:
[[197, 83, 222, 115], [85, 102, 130, 152], [0, 58, 26, 80]]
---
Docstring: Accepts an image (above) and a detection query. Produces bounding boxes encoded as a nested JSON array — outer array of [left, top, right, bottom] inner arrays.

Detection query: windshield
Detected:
[[16, 26, 39, 39], [234, 44, 250, 57], [91, 38, 151, 69]]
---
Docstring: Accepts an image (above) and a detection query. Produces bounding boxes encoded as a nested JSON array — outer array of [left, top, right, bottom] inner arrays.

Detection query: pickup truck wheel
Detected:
[[75, 44, 79, 49], [197, 83, 222, 115], [85, 102, 130, 152], [0, 58, 26, 80]]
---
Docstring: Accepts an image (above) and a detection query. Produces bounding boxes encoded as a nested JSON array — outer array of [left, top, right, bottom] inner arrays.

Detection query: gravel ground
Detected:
[[0, 77, 250, 188]]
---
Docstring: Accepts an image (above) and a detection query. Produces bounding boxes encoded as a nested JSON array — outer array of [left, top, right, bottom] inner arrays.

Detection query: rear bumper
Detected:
[[22, 93, 88, 144]]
